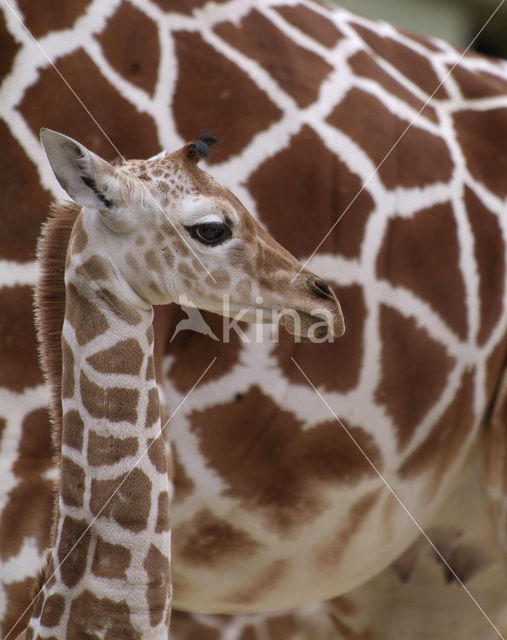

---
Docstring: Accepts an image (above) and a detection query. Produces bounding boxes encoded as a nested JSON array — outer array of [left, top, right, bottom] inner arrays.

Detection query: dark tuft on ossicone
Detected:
[[185, 131, 219, 162]]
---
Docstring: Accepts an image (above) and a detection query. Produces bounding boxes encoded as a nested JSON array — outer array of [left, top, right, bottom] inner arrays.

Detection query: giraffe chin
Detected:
[[280, 308, 345, 340]]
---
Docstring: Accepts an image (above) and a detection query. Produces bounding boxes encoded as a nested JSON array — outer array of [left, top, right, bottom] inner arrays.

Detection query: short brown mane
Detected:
[[35, 200, 80, 452]]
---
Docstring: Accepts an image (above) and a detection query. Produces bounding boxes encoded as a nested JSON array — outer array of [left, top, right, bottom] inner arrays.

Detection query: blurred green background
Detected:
[[330, 0, 507, 58]]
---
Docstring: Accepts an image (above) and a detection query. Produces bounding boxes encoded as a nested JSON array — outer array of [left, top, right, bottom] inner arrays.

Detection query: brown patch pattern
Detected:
[[57, 516, 91, 588], [62, 410, 85, 452], [40, 593, 65, 628], [274, 4, 343, 48], [67, 590, 141, 639], [248, 125, 374, 260], [61, 339, 74, 398], [92, 536, 132, 579], [375, 306, 456, 449], [464, 187, 505, 345], [89, 468, 152, 532], [155, 491, 171, 533], [86, 338, 145, 375], [215, 10, 333, 108], [189, 387, 381, 532], [60, 456, 85, 508], [96, 288, 143, 326], [174, 509, 261, 567], [143, 544, 171, 627], [66, 283, 109, 346], [327, 88, 453, 189], [19, 48, 160, 160], [87, 431, 138, 466], [147, 435, 168, 474], [376, 203, 468, 339], [399, 369, 475, 483], [172, 30, 282, 162], [98, 2, 159, 95], [80, 371, 139, 424]]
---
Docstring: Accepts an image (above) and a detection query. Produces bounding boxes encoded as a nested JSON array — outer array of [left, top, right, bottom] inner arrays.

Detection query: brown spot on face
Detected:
[[144, 544, 171, 627], [126, 252, 139, 271], [98, 2, 159, 96], [351, 23, 448, 98], [96, 288, 143, 326], [62, 410, 84, 452], [454, 108, 507, 199], [274, 4, 343, 48], [66, 283, 109, 346], [399, 369, 475, 488], [86, 338, 145, 375], [273, 284, 365, 393], [40, 593, 65, 627], [90, 468, 152, 532], [136, 234, 146, 246], [145, 387, 160, 428], [177, 261, 194, 280], [80, 371, 139, 424], [209, 268, 231, 288], [189, 387, 381, 532], [92, 536, 132, 580], [75, 254, 110, 281], [147, 435, 168, 474], [464, 188, 504, 345], [19, 49, 160, 160], [71, 215, 88, 253], [145, 248, 163, 272], [87, 431, 138, 466], [172, 30, 282, 163], [327, 89, 453, 189], [316, 490, 381, 569], [67, 590, 141, 639], [162, 246, 174, 269], [248, 125, 373, 260], [58, 517, 91, 588], [61, 338, 74, 398], [215, 10, 332, 108], [60, 456, 85, 508], [349, 50, 438, 122], [0, 286, 42, 391], [376, 203, 468, 340], [235, 278, 252, 299], [155, 491, 171, 533], [375, 305, 456, 449], [174, 509, 261, 567]]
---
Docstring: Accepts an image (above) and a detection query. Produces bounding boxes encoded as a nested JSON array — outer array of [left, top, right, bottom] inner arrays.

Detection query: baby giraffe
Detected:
[[21, 129, 344, 639]]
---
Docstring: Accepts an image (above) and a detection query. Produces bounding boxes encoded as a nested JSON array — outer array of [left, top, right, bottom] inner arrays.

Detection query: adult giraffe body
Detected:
[[1, 0, 507, 638]]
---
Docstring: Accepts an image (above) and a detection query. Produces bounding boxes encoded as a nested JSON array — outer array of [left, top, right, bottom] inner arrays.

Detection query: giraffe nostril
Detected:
[[306, 276, 335, 300]]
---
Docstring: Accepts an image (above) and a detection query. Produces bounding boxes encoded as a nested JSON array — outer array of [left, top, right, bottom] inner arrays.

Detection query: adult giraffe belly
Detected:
[[164, 322, 485, 613]]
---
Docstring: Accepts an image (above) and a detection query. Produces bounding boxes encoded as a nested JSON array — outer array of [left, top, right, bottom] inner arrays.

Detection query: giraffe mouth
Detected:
[[280, 308, 345, 339]]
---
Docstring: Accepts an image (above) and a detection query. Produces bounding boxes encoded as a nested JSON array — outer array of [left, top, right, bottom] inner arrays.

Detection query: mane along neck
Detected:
[[35, 200, 81, 453]]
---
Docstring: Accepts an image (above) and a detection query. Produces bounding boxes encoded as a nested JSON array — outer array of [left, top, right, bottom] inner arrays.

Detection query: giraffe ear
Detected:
[[40, 128, 119, 210]]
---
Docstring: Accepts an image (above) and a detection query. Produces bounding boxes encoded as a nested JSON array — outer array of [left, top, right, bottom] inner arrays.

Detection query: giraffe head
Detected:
[[40, 129, 344, 339]]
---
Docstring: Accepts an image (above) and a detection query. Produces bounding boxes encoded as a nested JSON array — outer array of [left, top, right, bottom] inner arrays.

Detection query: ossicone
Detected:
[[184, 132, 219, 163]]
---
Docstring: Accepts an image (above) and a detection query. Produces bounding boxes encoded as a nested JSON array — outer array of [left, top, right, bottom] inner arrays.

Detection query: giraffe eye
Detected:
[[187, 222, 232, 246]]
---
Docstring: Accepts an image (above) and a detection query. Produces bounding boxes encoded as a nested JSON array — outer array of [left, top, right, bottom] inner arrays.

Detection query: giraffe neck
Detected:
[[28, 215, 172, 639]]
